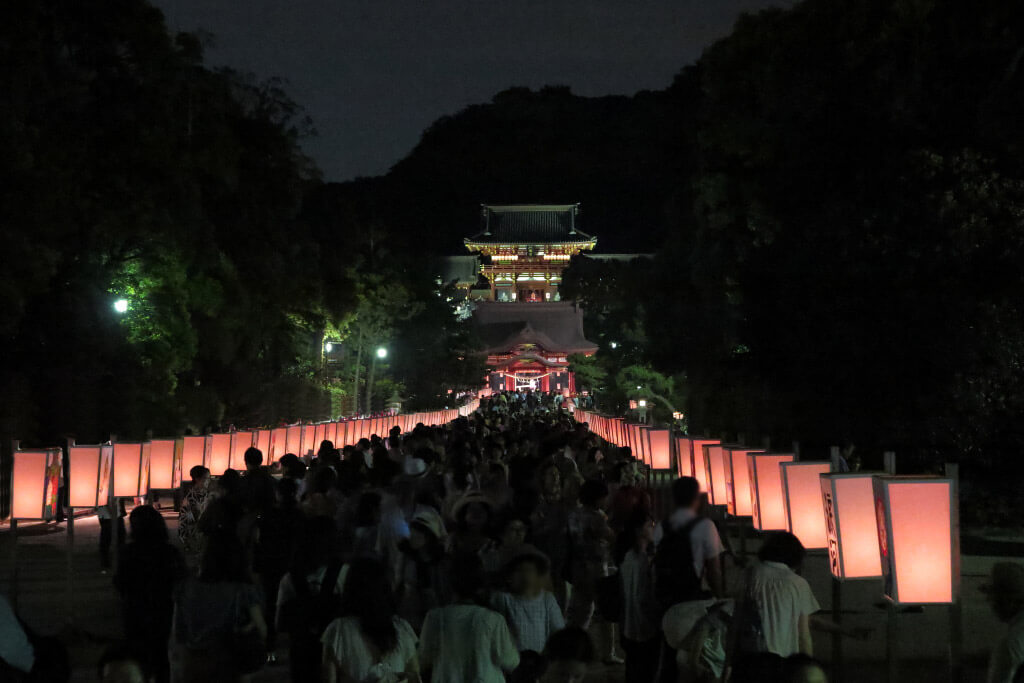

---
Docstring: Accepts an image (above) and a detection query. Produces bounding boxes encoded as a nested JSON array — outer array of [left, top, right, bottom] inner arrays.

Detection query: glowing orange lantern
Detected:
[[644, 429, 672, 470], [873, 476, 957, 604], [228, 431, 254, 470], [147, 439, 181, 490], [69, 444, 113, 508], [820, 473, 883, 580], [254, 430, 272, 458], [748, 453, 795, 531], [303, 425, 316, 455], [314, 423, 327, 449], [688, 438, 719, 493], [635, 426, 651, 465], [113, 442, 149, 497], [284, 425, 301, 455], [674, 437, 692, 477], [11, 448, 63, 520], [724, 447, 762, 516], [702, 444, 730, 507], [780, 461, 831, 549], [269, 427, 287, 461], [203, 433, 230, 474], [180, 436, 207, 475]]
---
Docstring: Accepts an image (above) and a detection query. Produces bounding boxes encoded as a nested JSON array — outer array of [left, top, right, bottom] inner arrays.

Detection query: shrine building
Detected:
[[458, 204, 599, 393]]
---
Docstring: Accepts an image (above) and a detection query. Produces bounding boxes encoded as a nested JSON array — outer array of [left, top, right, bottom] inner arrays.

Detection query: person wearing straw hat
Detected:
[[985, 562, 1024, 683]]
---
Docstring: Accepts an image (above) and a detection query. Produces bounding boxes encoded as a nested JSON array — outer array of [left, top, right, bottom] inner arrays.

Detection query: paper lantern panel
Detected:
[[206, 433, 232, 475], [229, 431, 254, 470], [113, 442, 147, 497], [11, 449, 62, 520], [675, 437, 692, 477], [820, 473, 883, 580], [645, 429, 672, 470], [254, 430, 272, 459], [688, 439, 718, 493], [147, 439, 179, 490], [724, 448, 761, 516], [69, 446, 104, 508], [780, 461, 830, 549], [748, 453, 795, 531], [703, 444, 729, 507], [303, 425, 316, 455], [180, 436, 207, 477], [873, 477, 956, 604]]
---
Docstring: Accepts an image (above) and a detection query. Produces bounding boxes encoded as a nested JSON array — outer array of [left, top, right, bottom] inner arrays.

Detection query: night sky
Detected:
[[155, 0, 791, 182]]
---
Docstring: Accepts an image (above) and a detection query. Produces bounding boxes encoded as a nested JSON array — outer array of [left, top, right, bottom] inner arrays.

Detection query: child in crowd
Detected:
[[490, 553, 565, 653]]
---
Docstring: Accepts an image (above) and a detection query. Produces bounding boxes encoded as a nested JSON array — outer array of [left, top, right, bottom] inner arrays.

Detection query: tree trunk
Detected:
[[351, 329, 364, 416]]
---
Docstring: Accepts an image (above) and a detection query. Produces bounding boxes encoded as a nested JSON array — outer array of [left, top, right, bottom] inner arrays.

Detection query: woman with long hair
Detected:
[[169, 531, 266, 682], [114, 505, 185, 682], [321, 557, 419, 683]]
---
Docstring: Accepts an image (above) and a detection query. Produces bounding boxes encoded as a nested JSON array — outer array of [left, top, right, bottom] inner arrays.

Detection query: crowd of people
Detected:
[[1, 390, 1022, 682]]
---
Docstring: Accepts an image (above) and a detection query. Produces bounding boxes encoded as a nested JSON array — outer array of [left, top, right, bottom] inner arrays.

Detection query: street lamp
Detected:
[[113, 298, 129, 313], [376, 347, 388, 359], [610, 341, 618, 349], [324, 342, 334, 353]]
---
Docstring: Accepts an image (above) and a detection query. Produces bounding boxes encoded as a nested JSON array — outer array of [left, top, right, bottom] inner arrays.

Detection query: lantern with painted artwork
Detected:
[[780, 461, 831, 549], [724, 447, 762, 516], [820, 473, 883, 580], [11, 448, 63, 520], [69, 444, 114, 508], [113, 442, 149, 498], [873, 476, 958, 604], [747, 453, 795, 531]]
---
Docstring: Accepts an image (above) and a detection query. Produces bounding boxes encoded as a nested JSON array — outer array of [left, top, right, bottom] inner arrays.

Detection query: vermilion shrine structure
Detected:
[[456, 204, 600, 393]]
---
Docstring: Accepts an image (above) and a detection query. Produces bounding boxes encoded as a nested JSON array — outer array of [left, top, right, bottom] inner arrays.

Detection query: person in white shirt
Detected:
[[986, 562, 1024, 683], [321, 558, 418, 683], [741, 532, 869, 658], [652, 477, 725, 598], [419, 554, 519, 682]]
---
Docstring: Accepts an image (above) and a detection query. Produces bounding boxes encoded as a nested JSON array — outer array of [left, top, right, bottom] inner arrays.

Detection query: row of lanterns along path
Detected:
[[575, 408, 961, 683], [8, 400, 479, 521]]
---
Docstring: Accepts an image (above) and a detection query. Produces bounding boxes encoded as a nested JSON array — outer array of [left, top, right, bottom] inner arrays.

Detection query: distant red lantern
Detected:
[[820, 473, 883, 580], [780, 461, 831, 549], [113, 442, 149, 498], [11, 448, 63, 520], [724, 447, 762, 516], [748, 453, 795, 531], [69, 445, 113, 508], [147, 439, 181, 490], [873, 476, 958, 604]]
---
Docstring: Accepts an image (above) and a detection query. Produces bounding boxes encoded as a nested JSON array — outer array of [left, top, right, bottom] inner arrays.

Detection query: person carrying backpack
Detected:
[[651, 476, 725, 682], [276, 517, 347, 683]]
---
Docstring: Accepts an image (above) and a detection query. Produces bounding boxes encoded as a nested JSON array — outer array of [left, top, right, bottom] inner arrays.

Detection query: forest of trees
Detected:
[[4, 0, 1024, 520]]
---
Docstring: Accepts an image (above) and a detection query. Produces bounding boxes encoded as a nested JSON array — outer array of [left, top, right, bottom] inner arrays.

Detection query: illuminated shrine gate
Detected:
[[457, 204, 600, 393]]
